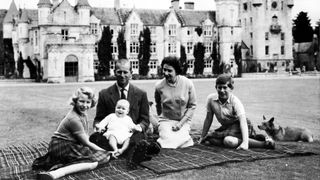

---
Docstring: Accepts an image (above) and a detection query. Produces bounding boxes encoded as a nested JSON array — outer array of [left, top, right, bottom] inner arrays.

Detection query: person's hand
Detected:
[[236, 142, 248, 150], [172, 123, 182, 131], [133, 125, 143, 132]]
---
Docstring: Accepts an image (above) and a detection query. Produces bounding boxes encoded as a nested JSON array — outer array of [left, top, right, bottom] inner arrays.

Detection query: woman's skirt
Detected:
[[157, 119, 194, 149], [32, 137, 110, 171]]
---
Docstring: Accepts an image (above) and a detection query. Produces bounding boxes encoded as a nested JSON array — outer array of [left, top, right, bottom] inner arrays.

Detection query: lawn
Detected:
[[0, 77, 319, 179]]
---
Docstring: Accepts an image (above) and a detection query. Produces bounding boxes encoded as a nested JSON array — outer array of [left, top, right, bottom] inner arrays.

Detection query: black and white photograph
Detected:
[[0, 0, 319, 179]]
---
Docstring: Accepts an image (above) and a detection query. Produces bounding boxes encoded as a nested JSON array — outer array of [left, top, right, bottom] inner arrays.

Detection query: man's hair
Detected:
[[216, 73, 234, 89], [115, 59, 132, 72], [161, 56, 182, 75]]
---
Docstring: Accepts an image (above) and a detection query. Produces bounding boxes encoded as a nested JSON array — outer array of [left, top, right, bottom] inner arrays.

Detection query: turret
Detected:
[[18, 9, 29, 40], [76, 0, 91, 25], [3, 0, 19, 39], [171, 0, 180, 10], [37, 0, 52, 25], [215, 0, 239, 26]]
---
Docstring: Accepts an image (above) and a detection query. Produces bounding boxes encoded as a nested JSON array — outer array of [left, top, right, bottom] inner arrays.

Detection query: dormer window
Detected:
[[168, 25, 176, 36], [243, 3, 248, 11], [130, 24, 138, 35], [204, 25, 212, 36], [90, 23, 98, 35], [61, 29, 68, 40]]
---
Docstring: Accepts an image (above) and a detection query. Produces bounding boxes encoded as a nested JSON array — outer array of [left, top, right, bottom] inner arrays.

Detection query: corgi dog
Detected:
[[258, 116, 313, 142]]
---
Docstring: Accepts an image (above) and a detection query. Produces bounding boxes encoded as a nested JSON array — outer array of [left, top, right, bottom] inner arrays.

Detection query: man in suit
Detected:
[[90, 59, 152, 167]]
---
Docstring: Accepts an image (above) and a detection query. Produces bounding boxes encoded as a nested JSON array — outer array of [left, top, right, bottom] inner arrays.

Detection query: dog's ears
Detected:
[[269, 117, 274, 123], [263, 115, 266, 120]]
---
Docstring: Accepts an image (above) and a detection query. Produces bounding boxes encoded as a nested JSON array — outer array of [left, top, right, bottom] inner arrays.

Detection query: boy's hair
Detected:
[[116, 99, 130, 110], [216, 73, 234, 89], [70, 87, 97, 108]]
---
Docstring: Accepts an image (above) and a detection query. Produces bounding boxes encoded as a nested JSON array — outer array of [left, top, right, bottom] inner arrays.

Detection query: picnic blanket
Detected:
[[1, 140, 319, 180]]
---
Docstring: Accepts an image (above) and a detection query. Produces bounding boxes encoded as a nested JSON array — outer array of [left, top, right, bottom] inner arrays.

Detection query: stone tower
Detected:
[[76, 0, 91, 26], [215, 0, 241, 68]]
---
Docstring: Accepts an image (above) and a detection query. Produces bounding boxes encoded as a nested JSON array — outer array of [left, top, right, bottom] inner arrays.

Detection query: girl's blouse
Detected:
[[155, 75, 196, 122], [52, 108, 89, 142]]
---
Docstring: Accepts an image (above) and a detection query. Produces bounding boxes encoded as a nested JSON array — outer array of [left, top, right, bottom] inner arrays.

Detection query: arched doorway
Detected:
[[65, 55, 78, 82]]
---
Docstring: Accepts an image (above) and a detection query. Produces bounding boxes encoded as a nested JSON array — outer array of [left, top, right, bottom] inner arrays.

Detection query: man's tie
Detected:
[[120, 88, 126, 99]]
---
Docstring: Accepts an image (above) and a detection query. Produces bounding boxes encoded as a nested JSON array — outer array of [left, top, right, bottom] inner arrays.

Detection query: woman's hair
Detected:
[[70, 87, 97, 108], [161, 56, 182, 75], [216, 73, 234, 89]]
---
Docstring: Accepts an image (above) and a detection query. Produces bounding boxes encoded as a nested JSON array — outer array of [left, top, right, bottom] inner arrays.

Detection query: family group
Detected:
[[32, 57, 275, 180]]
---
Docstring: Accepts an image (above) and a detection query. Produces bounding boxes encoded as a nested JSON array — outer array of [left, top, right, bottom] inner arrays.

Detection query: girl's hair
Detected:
[[161, 56, 182, 75], [70, 87, 97, 108], [216, 73, 234, 89]]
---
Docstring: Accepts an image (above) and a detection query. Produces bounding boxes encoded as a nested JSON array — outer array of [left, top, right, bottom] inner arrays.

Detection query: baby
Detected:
[[95, 99, 142, 157]]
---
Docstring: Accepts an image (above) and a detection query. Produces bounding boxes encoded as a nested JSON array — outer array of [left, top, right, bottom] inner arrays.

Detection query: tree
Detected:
[[193, 42, 205, 75], [234, 42, 242, 77], [293, 12, 314, 43], [3, 38, 15, 77], [180, 45, 188, 75], [138, 27, 151, 76], [25, 56, 37, 79], [97, 26, 112, 76], [17, 52, 24, 78], [117, 28, 127, 60], [211, 41, 222, 75]]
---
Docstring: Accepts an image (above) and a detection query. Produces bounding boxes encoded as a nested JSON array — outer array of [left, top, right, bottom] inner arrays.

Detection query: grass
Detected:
[[0, 76, 319, 179]]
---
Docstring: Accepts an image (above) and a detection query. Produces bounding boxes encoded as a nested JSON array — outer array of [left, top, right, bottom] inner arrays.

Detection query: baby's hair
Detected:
[[117, 99, 130, 109], [70, 87, 97, 108]]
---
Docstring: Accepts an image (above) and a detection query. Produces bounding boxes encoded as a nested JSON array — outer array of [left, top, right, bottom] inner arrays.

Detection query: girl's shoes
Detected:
[[37, 172, 54, 180]]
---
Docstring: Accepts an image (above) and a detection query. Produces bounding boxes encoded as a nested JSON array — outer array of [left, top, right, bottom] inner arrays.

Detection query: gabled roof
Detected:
[[3, 0, 18, 23], [91, 8, 122, 25], [177, 10, 216, 26], [134, 9, 169, 26], [19, 9, 29, 23], [0, 10, 8, 30]]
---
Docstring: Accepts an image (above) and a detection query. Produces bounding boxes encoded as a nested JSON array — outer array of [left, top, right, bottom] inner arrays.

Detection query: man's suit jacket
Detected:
[[94, 83, 150, 132]]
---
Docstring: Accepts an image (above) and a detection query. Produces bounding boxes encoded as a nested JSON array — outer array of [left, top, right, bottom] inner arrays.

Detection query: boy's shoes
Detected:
[[265, 138, 276, 149], [37, 172, 54, 180], [146, 141, 161, 155]]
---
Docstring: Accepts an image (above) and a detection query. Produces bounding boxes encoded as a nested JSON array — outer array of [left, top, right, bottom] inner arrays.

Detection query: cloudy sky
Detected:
[[1, 0, 319, 26]]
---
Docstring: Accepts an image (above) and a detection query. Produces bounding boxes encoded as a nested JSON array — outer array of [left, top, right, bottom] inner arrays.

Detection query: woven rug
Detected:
[[1, 141, 319, 180]]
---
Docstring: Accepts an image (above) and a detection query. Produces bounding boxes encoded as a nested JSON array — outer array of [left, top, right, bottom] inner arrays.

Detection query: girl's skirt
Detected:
[[32, 137, 110, 171]]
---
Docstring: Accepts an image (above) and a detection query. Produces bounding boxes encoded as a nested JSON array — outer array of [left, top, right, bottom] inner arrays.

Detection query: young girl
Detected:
[[95, 99, 142, 158], [32, 87, 111, 180]]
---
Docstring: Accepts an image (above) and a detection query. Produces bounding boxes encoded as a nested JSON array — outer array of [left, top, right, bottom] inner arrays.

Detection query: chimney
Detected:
[[171, 0, 179, 10], [114, 0, 120, 9], [184, 2, 194, 10]]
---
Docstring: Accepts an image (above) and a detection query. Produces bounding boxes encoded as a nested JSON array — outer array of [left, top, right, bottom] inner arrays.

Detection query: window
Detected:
[[281, 33, 285, 40], [168, 42, 176, 54], [130, 24, 138, 35], [130, 42, 139, 54], [187, 27, 193, 36], [95, 43, 98, 53], [111, 43, 118, 54], [281, 45, 285, 55], [110, 61, 115, 70], [90, 23, 98, 35], [265, 32, 269, 40], [204, 25, 212, 36], [231, 27, 233, 35], [34, 30, 38, 46], [148, 61, 157, 69], [250, 45, 253, 55], [110, 28, 114, 35], [250, 32, 253, 39], [204, 59, 212, 68], [149, 26, 156, 35], [204, 41, 213, 54], [93, 60, 99, 72], [250, 17, 253, 25], [130, 60, 139, 70], [168, 25, 176, 36], [243, 3, 248, 11], [150, 42, 156, 54], [265, 46, 269, 55], [61, 29, 68, 40], [187, 60, 194, 69], [187, 42, 193, 54]]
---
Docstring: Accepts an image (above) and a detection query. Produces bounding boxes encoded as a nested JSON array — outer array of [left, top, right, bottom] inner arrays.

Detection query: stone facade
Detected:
[[2, 0, 294, 82]]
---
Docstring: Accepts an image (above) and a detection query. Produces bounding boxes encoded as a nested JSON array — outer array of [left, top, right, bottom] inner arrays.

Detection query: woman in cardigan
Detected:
[[154, 56, 197, 149]]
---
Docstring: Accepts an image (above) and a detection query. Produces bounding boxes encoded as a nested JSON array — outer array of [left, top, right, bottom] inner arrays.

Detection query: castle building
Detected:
[[2, 0, 294, 82]]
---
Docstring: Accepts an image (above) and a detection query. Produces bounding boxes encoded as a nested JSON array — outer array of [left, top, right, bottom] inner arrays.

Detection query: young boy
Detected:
[[95, 99, 142, 158]]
